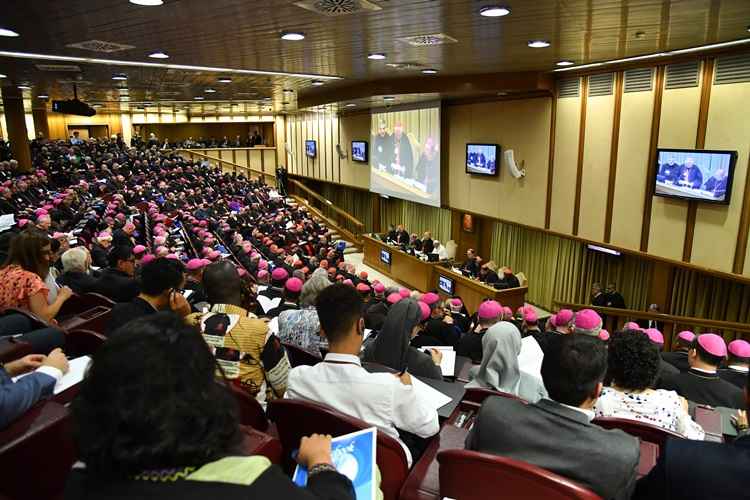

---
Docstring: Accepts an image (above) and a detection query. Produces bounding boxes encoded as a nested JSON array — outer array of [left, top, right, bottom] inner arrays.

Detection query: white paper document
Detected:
[[268, 316, 280, 335], [257, 295, 282, 314], [14, 355, 92, 395], [518, 336, 545, 382], [411, 376, 452, 411], [421, 346, 456, 377]]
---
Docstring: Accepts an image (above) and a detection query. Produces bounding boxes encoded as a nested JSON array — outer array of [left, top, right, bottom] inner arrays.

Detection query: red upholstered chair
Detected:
[[0, 338, 33, 364], [462, 387, 527, 405], [0, 307, 52, 330], [437, 449, 602, 500], [58, 306, 112, 336], [57, 292, 115, 319], [268, 398, 410, 500], [65, 329, 107, 357], [281, 342, 322, 367], [228, 383, 269, 431], [592, 417, 683, 450], [240, 426, 283, 465], [0, 402, 76, 500]]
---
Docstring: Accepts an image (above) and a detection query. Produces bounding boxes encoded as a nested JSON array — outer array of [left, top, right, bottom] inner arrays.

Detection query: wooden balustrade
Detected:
[[175, 148, 276, 185], [287, 178, 365, 241]]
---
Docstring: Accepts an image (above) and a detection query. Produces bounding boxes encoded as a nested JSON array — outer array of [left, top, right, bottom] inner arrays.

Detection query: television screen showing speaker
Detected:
[[437, 275, 455, 295], [654, 148, 737, 204], [466, 144, 499, 176], [380, 249, 391, 265], [305, 140, 317, 158], [352, 141, 368, 162]]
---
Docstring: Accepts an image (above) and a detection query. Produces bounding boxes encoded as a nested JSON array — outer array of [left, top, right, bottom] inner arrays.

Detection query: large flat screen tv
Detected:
[[654, 148, 737, 204], [305, 140, 317, 158], [466, 143, 499, 176], [352, 141, 368, 162]]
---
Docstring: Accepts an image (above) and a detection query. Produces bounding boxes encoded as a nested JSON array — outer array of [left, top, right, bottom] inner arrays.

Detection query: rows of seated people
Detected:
[[130, 131, 266, 150], [0, 138, 748, 500]]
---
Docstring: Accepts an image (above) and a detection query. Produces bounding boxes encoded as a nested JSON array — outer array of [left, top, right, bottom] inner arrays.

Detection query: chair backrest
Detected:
[[281, 342, 322, 367], [59, 306, 112, 336], [65, 329, 107, 357], [0, 339, 32, 364], [57, 292, 116, 318], [228, 383, 269, 431], [0, 402, 76, 500], [516, 272, 528, 287], [592, 417, 683, 449], [445, 240, 457, 260], [268, 398, 409, 500], [437, 449, 602, 500], [463, 387, 527, 405]]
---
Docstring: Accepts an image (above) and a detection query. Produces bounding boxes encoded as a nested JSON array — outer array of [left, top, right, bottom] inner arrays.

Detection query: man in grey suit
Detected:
[[466, 334, 640, 500]]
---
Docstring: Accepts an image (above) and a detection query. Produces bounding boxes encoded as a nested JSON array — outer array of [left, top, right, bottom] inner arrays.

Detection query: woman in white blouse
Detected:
[[595, 330, 705, 440]]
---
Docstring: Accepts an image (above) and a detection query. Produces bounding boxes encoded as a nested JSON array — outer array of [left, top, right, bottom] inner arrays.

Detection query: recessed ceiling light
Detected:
[[92, 104, 102, 108], [281, 32, 305, 41], [148, 51, 169, 59], [479, 6, 511, 17], [528, 40, 551, 48], [345, 103, 357, 107], [0, 28, 19, 37], [421, 68, 438, 74], [383, 96, 395, 101], [129, 0, 163, 5], [193, 96, 204, 100], [0, 74, 6, 78], [112, 73, 128, 80], [37, 94, 48, 99], [368, 53, 387, 60], [497, 91, 507, 96], [311, 80, 324, 86], [217, 77, 232, 83], [17, 85, 31, 90], [204, 88, 216, 93], [556, 60, 575, 67]]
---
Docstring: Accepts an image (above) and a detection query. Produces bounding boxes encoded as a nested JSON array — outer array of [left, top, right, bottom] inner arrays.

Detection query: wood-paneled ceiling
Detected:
[[0, 0, 749, 112]]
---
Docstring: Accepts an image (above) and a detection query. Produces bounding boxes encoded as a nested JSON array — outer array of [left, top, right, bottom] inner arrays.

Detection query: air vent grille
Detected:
[[665, 61, 699, 89], [35, 64, 81, 72], [385, 62, 424, 70], [293, 0, 381, 16], [558, 78, 580, 98], [714, 54, 750, 85], [624, 68, 653, 92], [397, 33, 458, 47], [66, 40, 135, 53], [588, 73, 614, 97]]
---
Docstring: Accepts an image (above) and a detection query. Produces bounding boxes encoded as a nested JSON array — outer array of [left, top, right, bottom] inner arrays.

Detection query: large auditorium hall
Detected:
[[2, 1, 750, 499]]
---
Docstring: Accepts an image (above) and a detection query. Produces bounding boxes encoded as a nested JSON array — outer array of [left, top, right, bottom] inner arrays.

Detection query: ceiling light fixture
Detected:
[[0, 50, 343, 80], [497, 91, 507, 96], [368, 53, 387, 60], [193, 96, 204, 100], [217, 77, 232, 83], [0, 28, 19, 37], [383, 96, 395, 101], [345, 103, 357, 107], [129, 0, 163, 5], [148, 51, 169, 59], [112, 73, 128, 80], [421, 68, 438, 74], [204, 88, 216, 93], [479, 5, 511, 17], [556, 60, 575, 67], [311, 80, 324, 86], [527, 40, 551, 48], [17, 85, 31, 90], [37, 94, 48, 99], [281, 32, 305, 41], [0, 74, 6, 78], [92, 103, 102, 108]]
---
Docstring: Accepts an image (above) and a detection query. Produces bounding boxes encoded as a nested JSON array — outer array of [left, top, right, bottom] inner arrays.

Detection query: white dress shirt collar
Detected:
[[323, 353, 362, 366], [691, 366, 717, 375], [728, 365, 749, 373], [560, 402, 595, 422]]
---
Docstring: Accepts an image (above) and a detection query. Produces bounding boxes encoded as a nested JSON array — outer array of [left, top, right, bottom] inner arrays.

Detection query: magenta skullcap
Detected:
[[598, 329, 610, 341], [52, 232, 66, 239], [418, 301, 430, 321], [208, 250, 220, 260], [285, 277, 303, 293], [450, 298, 463, 308], [523, 309, 538, 324], [574, 309, 602, 332], [201, 259, 212, 267], [166, 253, 179, 260], [697, 333, 727, 357], [257, 269, 269, 279], [373, 283, 386, 294], [258, 260, 268, 270], [677, 330, 696, 343], [554, 309, 574, 328], [186, 258, 206, 271], [140, 254, 156, 265], [237, 268, 248, 277], [133, 245, 146, 255], [478, 300, 502, 320], [645, 328, 664, 345], [502, 306, 513, 318], [399, 288, 411, 298], [422, 292, 440, 306], [387, 293, 403, 305], [271, 267, 289, 281], [342, 279, 354, 287], [624, 321, 641, 331], [356, 283, 371, 293], [728, 339, 750, 358]]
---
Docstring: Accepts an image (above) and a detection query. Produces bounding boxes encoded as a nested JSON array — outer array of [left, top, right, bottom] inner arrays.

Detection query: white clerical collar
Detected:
[[324, 353, 362, 366], [691, 366, 717, 375], [728, 365, 750, 373], [559, 402, 595, 422]]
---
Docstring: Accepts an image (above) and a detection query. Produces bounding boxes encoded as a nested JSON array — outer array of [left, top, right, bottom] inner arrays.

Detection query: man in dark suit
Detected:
[[95, 245, 140, 303], [421, 232, 434, 254], [637, 304, 664, 331], [657, 156, 682, 183], [395, 225, 410, 246], [704, 168, 728, 199], [385, 224, 397, 243], [478, 264, 500, 285], [591, 283, 607, 307], [466, 334, 640, 500], [676, 157, 703, 189], [634, 369, 750, 499], [662, 331, 694, 372], [460, 248, 481, 277], [659, 333, 745, 409], [497, 267, 520, 288], [719, 339, 750, 389], [605, 283, 626, 309], [391, 122, 413, 178], [58, 247, 100, 295]]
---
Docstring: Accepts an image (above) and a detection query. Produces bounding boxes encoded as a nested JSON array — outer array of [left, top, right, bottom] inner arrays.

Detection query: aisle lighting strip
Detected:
[[0, 50, 343, 80], [553, 38, 750, 72]]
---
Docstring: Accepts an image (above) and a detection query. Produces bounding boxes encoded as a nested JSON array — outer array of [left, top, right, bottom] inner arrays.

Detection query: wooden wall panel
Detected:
[[578, 93, 615, 241], [446, 104, 473, 213], [648, 87, 700, 260], [275, 116, 287, 170], [610, 90, 655, 250], [692, 82, 750, 273], [549, 97, 582, 234], [338, 113, 370, 188]]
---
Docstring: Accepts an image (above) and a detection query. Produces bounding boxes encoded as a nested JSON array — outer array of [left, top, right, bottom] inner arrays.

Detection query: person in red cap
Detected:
[[658, 333, 745, 409], [457, 300, 503, 363], [412, 292, 459, 348], [184, 258, 209, 306], [363, 284, 391, 331], [259, 267, 289, 305], [662, 331, 695, 373], [448, 298, 470, 333], [266, 277, 302, 319], [719, 339, 750, 388]]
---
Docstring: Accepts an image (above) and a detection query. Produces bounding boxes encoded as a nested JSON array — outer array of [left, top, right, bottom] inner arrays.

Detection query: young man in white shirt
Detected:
[[286, 283, 440, 467]]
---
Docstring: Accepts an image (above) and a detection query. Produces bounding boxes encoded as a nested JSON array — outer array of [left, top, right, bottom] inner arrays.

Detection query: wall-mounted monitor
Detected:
[[305, 140, 317, 158], [654, 148, 737, 204], [466, 143, 499, 176], [380, 249, 391, 265], [352, 141, 368, 163], [437, 275, 455, 295]]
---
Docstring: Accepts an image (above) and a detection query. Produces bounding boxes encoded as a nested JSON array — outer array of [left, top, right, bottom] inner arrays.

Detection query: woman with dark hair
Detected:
[[66, 312, 355, 500], [0, 230, 72, 321], [363, 299, 443, 380], [595, 330, 704, 439]]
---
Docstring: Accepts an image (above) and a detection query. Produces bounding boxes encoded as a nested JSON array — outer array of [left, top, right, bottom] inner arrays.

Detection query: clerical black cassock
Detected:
[[661, 351, 690, 372], [718, 367, 749, 389], [658, 369, 745, 409]]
